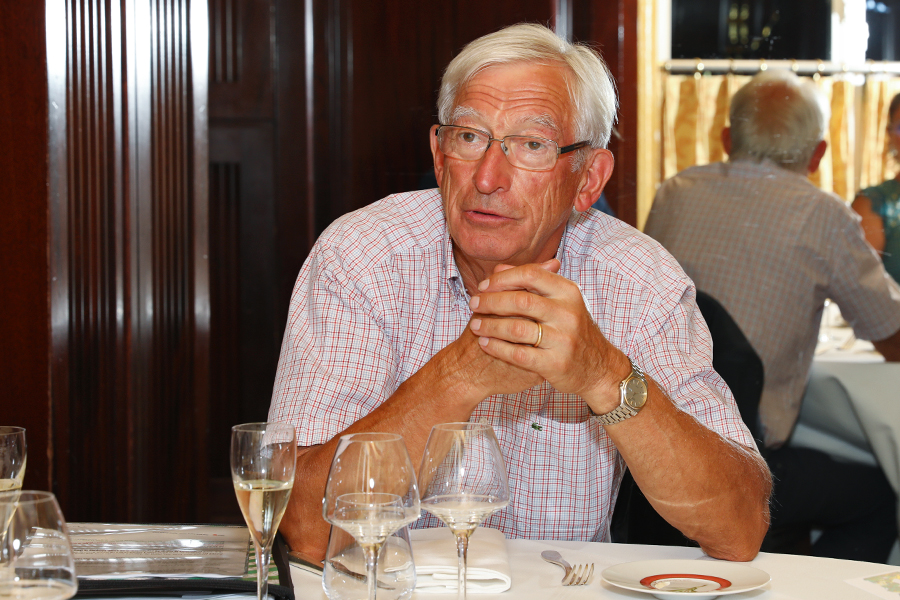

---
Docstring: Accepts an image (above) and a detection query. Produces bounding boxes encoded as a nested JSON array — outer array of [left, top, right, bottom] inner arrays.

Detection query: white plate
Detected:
[[601, 559, 770, 600]]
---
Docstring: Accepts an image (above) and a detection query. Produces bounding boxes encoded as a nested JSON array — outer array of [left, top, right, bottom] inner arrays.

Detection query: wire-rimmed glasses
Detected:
[[434, 124, 590, 171]]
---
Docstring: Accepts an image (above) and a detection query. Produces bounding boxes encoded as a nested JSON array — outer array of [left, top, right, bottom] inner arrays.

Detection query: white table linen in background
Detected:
[[291, 537, 900, 599]]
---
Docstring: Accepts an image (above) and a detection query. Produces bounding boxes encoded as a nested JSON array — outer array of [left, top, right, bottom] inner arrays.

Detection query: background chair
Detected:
[[610, 290, 764, 545]]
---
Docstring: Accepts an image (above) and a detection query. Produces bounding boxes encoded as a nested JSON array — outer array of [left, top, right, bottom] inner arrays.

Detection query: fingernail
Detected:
[[479, 336, 489, 347], [469, 296, 479, 309], [471, 318, 481, 331], [478, 279, 489, 291]]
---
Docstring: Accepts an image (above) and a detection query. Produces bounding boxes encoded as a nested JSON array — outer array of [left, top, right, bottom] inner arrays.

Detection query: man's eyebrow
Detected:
[[518, 114, 560, 134], [450, 106, 481, 123]]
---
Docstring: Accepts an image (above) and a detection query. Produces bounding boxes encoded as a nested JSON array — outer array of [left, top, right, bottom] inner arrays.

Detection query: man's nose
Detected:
[[473, 139, 513, 194]]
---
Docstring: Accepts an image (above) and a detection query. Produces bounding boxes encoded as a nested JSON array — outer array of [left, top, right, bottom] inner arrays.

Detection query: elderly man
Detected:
[[270, 23, 771, 562], [645, 70, 900, 562]]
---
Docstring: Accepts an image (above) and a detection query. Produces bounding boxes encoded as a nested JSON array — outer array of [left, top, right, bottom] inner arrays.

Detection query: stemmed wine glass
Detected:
[[0, 490, 77, 600], [323, 433, 420, 600], [418, 423, 510, 600], [0, 427, 26, 572], [231, 422, 297, 600], [0, 427, 26, 491]]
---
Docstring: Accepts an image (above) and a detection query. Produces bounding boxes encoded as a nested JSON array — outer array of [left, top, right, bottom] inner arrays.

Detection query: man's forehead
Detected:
[[451, 105, 561, 132]]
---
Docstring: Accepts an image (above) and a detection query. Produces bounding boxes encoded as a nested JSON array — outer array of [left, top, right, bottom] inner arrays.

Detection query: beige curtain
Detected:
[[859, 77, 900, 191], [659, 72, 896, 203]]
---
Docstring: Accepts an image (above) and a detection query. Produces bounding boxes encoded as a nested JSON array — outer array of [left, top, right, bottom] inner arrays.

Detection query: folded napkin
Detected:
[[409, 527, 511, 594]]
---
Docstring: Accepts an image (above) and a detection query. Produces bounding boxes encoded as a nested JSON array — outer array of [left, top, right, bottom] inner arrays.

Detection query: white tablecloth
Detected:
[[790, 326, 900, 493], [291, 537, 900, 599]]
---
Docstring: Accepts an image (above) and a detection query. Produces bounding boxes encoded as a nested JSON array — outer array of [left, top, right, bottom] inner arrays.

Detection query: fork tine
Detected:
[[583, 563, 595, 585], [571, 565, 585, 585], [577, 564, 589, 585], [562, 567, 575, 586]]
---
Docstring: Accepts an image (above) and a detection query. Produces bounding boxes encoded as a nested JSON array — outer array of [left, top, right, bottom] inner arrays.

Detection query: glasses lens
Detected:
[[439, 126, 488, 160], [505, 136, 558, 170]]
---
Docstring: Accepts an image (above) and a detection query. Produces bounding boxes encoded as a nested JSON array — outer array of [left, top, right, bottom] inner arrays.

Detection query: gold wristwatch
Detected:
[[591, 357, 648, 425]]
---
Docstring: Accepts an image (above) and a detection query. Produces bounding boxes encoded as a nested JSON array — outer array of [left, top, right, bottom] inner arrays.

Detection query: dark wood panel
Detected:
[[0, 1, 51, 492], [209, 0, 275, 119], [574, 0, 639, 226]]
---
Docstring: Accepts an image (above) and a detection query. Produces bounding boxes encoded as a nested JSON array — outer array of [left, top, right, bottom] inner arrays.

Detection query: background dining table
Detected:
[[290, 536, 900, 599]]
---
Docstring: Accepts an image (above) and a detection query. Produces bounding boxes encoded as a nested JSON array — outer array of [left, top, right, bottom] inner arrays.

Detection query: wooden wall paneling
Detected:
[[573, 0, 640, 226], [48, 0, 132, 520], [1, 1, 51, 492]]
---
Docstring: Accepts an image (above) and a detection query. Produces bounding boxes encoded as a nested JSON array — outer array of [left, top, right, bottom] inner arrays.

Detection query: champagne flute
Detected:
[[231, 423, 297, 600], [323, 433, 420, 600], [0, 427, 26, 491], [418, 423, 509, 600], [0, 490, 77, 600], [0, 427, 26, 571]]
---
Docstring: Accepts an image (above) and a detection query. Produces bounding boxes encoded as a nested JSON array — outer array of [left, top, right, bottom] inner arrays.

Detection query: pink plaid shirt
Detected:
[[269, 189, 754, 542]]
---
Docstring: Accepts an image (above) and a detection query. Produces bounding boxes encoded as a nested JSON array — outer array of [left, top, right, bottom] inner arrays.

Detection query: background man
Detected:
[[270, 23, 771, 562], [645, 69, 900, 562]]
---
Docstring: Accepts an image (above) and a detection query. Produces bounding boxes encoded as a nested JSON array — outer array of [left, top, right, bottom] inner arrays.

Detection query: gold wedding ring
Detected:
[[532, 321, 543, 348]]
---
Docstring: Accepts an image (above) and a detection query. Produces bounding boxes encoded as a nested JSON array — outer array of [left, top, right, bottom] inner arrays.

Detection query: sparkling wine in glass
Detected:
[[323, 433, 420, 600], [0, 490, 77, 600], [231, 422, 297, 600], [0, 427, 26, 492], [418, 423, 509, 600]]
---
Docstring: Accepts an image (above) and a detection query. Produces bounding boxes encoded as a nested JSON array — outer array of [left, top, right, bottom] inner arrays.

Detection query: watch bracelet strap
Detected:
[[590, 357, 645, 425], [592, 402, 638, 425]]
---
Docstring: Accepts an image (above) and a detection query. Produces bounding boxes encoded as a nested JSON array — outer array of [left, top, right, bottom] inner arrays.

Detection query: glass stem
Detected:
[[362, 543, 380, 600], [456, 533, 470, 600], [255, 543, 270, 600]]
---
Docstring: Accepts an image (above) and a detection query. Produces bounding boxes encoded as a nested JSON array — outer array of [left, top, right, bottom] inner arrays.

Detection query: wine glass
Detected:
[[0, 427, 26, 491], [323, 433, 420, 600], [231, 422, 297, 600], [418, 423, 510, 600], [0, 490, 77, 600]]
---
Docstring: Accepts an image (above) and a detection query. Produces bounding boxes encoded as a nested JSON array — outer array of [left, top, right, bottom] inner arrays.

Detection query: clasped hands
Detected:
[[463, 259, 625, 409]]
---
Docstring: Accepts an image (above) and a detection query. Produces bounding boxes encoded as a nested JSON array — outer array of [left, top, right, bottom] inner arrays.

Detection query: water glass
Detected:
[[0, 490, 77, 600], [323, 524, 415, 600]]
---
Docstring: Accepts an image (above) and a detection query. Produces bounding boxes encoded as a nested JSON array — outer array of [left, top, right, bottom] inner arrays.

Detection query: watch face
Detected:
[[624, 377, 648, 409]]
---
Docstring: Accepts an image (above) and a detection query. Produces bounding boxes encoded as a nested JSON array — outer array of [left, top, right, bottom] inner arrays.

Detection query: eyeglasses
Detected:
[[435, 125, 590, 171]]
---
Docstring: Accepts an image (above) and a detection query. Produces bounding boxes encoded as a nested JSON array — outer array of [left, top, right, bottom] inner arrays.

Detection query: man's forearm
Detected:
[[279, 336, 518, 560], [606, 380, 771, 561]]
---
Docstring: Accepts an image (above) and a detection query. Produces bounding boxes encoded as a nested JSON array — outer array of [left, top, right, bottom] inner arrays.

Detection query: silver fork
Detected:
[[541, 550, 594, 586]]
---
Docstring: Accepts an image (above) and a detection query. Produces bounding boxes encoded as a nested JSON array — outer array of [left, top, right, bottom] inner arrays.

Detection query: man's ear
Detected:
[[721, 127, 732, 156], [429, 125, 445, 188], [807, 139, 828, 174], [573, 148, 615, 212]]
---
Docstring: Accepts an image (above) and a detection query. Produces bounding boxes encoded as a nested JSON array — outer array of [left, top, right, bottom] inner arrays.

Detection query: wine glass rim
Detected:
[[339, 432, 403, 443], [0, 426, 26, 435], [231, 421, 295, 432], [432, 422, 494, 432], [0, 490, 58, 504]]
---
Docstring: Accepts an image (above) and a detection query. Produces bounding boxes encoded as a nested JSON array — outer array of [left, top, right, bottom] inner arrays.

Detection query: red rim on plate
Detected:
[[640, 573, 732, 591]]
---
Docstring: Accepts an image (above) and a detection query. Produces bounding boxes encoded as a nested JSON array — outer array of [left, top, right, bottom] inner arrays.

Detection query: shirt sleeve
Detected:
[[268, 241, 400, 446], [820, 201, 900, 342], [637, 281, 758, 451]]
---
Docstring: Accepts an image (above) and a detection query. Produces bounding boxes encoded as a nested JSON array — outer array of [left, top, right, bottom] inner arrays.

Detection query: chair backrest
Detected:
[[694, 290, 764, 442], [610, 290, 764, 545]]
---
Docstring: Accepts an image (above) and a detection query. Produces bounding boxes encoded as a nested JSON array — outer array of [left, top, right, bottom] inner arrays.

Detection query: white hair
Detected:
[[728, 69, 829, 173], [437, 23, 618, 170]]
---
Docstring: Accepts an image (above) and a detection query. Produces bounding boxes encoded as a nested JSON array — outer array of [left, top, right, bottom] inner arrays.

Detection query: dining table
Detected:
[[289, 535, 900, 599], [788, 304, 899, 480]]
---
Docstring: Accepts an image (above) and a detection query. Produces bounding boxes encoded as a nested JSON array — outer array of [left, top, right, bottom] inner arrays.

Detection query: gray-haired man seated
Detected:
[[269, 23, 772, 562]]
